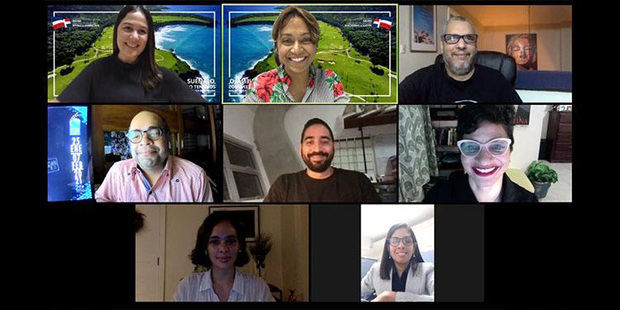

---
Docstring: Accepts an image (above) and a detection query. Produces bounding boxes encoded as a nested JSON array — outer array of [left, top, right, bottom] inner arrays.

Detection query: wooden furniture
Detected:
[[546, 111, 572, 162]]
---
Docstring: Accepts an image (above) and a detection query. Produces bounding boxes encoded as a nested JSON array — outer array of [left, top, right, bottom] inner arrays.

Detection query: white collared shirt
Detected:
[[173, 268, 275, 302]]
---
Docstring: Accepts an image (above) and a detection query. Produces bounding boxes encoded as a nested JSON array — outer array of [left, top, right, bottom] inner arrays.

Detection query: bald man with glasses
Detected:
[[399, 16, 522, 103], [95, 110, 213, 202]]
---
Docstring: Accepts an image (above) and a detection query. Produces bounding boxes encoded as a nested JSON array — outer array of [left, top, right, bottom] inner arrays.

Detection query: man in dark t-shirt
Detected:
[[399, 16, 522, 103], [263, 118, 380, 203]]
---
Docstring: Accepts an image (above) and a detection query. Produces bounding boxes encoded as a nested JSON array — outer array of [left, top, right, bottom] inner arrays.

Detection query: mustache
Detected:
[[306, 151, 329, 157], [136, 145, 159, 154]]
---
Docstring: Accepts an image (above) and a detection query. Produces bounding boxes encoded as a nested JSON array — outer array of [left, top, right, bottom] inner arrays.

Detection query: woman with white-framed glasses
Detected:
[[361, 223, 434, 302], [423, 105, 537, 203]]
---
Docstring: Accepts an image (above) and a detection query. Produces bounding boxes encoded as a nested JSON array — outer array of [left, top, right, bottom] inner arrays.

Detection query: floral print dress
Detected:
[[244, 65, 349, 103]]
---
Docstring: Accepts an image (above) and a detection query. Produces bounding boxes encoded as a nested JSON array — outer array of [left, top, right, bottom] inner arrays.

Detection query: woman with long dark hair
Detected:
[[361, 223, 434, 302], [57, 5, 204, 102], [173, 212, 275, 302]]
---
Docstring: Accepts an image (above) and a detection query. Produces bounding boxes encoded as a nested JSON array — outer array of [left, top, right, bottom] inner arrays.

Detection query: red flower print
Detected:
[[325, 69, 334, 77], [253, 69, 280, 102], [282, 74, 291, 86], [333, 82, 344, 97], [256, 87, 272, 102], [308, 77, 315, 88], [256, 71, 278, 91]]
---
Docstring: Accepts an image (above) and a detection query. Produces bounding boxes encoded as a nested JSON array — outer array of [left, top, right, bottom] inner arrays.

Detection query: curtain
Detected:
[[398, 106, 438, 202]]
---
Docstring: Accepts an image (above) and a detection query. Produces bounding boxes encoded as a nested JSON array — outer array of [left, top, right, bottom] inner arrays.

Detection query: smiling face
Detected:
[[461, 121, 511, 188], [510, 37, 532, 65], [128, 111, 169, 170], [276, 16, 317, 77], [207, 221, 239, 271], [300, 124, 334, 173], [389, 228, 414, 267], [442, 20, 477, 77], [116, 11, 148, 64]]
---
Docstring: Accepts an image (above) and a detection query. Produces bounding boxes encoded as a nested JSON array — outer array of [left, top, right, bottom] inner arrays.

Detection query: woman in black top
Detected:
[[56, 5, 204, 103], [423, 105, 537, 203]]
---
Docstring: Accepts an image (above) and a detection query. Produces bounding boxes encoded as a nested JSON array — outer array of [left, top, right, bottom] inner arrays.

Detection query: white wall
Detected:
[[398, 5, 450, 82], [223, 105, 271, 196], [511, 105, 548, 170]]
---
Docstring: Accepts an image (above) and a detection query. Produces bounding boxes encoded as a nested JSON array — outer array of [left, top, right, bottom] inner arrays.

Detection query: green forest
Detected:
[[47, 12, 211, 99]]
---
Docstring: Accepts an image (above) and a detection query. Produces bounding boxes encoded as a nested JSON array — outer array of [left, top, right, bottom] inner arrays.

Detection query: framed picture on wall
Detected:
[[514, 105, 531, 125], [411, 5, 436, 52], [506, 33, 538, 71], [209, 206, 259, 242]]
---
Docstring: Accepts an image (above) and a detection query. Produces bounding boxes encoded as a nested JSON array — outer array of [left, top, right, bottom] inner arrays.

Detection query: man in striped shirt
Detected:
[[95, 110, 213, 202]]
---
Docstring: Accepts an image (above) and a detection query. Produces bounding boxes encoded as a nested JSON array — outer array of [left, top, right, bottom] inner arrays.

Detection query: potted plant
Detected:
[[248, 233, 272, 278], [525, 161, 558, 199]]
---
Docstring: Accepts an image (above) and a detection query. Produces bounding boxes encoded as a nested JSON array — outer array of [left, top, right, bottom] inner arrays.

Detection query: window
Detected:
[[332, 137, 376, 177], [223, 138, 264, 201]]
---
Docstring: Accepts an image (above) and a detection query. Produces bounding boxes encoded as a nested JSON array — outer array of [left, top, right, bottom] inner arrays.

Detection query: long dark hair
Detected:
[[379, 223, 425, 280], [190, 212, 251, 269], [112, 5, 162, 90]]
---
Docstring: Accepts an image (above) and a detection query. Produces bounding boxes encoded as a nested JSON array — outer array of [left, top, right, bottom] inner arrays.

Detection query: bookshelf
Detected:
[[429, 106, 463, 179]]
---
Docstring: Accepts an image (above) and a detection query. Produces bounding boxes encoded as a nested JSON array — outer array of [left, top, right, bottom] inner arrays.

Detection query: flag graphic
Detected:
[[52, 17, 72, 30], [372, 16, 393, 30]]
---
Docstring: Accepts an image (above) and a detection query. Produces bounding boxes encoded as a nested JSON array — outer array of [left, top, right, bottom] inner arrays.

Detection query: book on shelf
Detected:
[[435, 127, 457, 146]]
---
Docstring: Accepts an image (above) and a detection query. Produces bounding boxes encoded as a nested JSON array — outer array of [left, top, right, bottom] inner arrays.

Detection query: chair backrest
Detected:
[[435, 51, 517, 85]]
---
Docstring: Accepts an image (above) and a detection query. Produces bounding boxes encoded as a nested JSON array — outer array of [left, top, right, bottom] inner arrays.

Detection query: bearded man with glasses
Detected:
[[399, 16, 522, 103], [95, 110, 213, 202]]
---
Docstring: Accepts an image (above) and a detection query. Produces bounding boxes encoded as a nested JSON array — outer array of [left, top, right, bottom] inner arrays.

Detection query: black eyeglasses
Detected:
[[442, 34, 478, 44], [126, 126, 165, 144], [389, 236, 414, 246]]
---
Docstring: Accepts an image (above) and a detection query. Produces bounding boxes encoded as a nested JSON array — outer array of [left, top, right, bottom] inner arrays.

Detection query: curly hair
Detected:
[[456, 105, 516, 151], [190, 212, 251, 269]]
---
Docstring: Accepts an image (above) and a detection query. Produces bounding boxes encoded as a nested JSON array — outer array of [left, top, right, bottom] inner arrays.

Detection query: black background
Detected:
[[35, 0, 578, 309]]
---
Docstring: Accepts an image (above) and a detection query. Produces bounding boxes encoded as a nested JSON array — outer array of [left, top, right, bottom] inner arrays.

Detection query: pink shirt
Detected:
[[95, 156, 213, 203]]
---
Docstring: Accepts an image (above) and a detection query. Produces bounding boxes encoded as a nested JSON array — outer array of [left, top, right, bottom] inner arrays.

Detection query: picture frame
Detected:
[[411, 5, 437, 52], [209, 206, 259, 242], [514, 105, 531, 125]]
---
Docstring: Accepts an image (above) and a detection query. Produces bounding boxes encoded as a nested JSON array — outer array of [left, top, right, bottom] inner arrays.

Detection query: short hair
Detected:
[[456, 105, 516, 151], [379, 223, 425, 280], [442, 15, 477, 35], [112, 5, 162, 90], [300, 118, 334, 143], [190, 212, 251, 269], [130, 110, 171, 142], [272, 6, 320, 53]]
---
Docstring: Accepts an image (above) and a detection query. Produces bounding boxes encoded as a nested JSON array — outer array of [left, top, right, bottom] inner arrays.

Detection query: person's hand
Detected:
[[371, 291, 396, 302]]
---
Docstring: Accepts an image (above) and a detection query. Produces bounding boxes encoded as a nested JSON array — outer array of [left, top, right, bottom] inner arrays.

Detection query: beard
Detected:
[[445, 49, 476, 76], [302, 151, 334, 173], [132, 145, 167, 169]]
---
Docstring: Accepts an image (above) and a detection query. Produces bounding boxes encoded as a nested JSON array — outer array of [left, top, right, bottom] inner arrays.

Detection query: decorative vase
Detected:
[[532, 181, 551, 199]]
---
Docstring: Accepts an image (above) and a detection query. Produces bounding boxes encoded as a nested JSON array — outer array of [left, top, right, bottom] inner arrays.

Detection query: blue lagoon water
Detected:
[[225, 24, 274, 102], [155, 24, 218, 101]]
